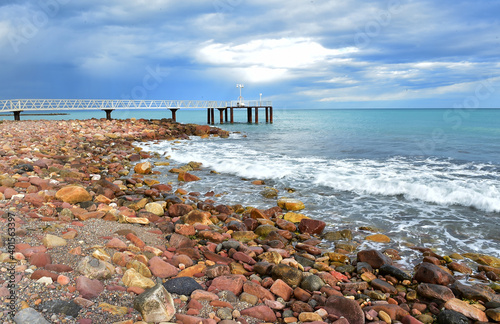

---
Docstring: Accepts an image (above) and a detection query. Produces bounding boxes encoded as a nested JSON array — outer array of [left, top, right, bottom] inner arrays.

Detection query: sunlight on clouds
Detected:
[[197, 38, 357, 82]]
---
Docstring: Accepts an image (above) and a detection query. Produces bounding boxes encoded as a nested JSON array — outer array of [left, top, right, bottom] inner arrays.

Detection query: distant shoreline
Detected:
[[0, 113, 69, 116]]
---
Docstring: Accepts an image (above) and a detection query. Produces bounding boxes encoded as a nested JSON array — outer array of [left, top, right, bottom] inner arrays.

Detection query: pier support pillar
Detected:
[[224, 108, 228, 123], [270, 107, 273, 124], [218, 108, 224, 124], [265, 107, 269, 123], [230, 108, 234, 124], [207, 108, 211, 124], [13, 111, 22, 121], [169, 109, 178, 122], [247, 107, 252, 123], [255, 107, 259, 124], [103, 109, 114, 120], [210, 108, 215, 125]]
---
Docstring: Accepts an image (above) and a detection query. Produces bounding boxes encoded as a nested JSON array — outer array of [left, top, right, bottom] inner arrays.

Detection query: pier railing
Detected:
[[0, 99, 273, 112]]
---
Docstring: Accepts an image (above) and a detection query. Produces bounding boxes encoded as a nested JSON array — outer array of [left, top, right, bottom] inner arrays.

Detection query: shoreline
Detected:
[[0, 119, 499, 324]]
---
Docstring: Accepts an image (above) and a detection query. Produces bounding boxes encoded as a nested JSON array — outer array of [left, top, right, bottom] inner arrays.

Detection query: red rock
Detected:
[[24, 193, 44, 207], [402, 315, 425, 324], [232, 251, 256, 265], [205, 264, 231, 278], [175, 223, 196, 236], [170, 254, 194, 268], [169, 233, 196, 249], [191, 290, 219, 301], [187, 298, 203, 310], [324, 296, 365, 324], [356, 249, 393, 269], [178, 172, 200, 182], [168, 203, 194, 217], [243, 281, 275, 301], [204, 251, 233, 265], [44, 264, 73, 273], [207, 275, 246, 295], [371, 278, 398, 294], [76, 276, 104, 299], [416, 283, 455, 302], [175, 314, 215, 324], [364, 304, 409, 320], [413, 262, 455, 286], [298, 218, 326, 235], [294, 287, 312, 302], [295, 243, 322, 255], [127, 286, 145, 295], [126, 232, 145, 249], [31, 269, 59, 281], [4, 188, 18, 199], [148, 256, 179, 278], [57, 275, 70, 285], [276, 218, 297, 231], [197, 230, 225, 243], [105, 237, 128, 250], [29, 252, 52, 267], [240, 305, 277, 322], [76, 211, 105, 221]]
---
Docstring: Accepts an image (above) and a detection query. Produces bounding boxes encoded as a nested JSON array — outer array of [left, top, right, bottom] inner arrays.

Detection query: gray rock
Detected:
[[14, 308, 50, 324], [437, 309, 469, 324], [75, 256, 113, 280], [323, 229, 353, 241], [217, 307, 233, 320], [163, 276, 202, 296], [301, 275, 325, 292], [222, 240, 241, 251], [294, 254, 315, 268], [134, 283, 175, 323], [41, 300, 81, 318]]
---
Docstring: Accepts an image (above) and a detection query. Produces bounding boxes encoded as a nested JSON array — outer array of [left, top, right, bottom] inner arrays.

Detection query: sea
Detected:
[[6, 108, 500, 265]]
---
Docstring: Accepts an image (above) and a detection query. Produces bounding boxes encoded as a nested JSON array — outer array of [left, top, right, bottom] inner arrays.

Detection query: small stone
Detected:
[[163, 277, 203, 296], [366, 233, 391, 243], [300, 274, 325, 292], [436, 309, 469, 324], [122, 268, 156, 289], [55, 186, 92, 204], [271, 263, 303, 288], [298, 312, 323, 322], [13, 307, 50, 324], [413, 263, 455, 286], [357, 249, 393, 269], [42, 234, 67, 248], [324, 296, 365, 324], [278, 198, 305, 211], [270, 279, 294, 301], [145, 202, 164, 216], [134, 162, 153, 174], [240, 305, 277, 322], [76, 276, 104, 299], [416, 283, 455, 302], [134, 283, 175, 323], [207, 275, 246, 295], [379, 310, 392, 323], [41, 300, 81, 318]]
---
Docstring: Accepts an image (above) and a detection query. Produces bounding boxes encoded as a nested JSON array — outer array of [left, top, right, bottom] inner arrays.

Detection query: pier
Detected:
[[0, 99, 273, 124]]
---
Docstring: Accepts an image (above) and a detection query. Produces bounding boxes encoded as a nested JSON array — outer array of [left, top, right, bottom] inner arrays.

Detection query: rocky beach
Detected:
[[1, 118, 500, 324]]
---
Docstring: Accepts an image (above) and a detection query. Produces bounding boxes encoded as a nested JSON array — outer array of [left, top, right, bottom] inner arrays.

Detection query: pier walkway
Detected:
[[0, 99, 273, 124]]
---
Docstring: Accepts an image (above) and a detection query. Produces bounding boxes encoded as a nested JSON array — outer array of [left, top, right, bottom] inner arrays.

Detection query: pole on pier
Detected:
[[224, 108, 228, 123], [265, 107, 269, 123], [207, 108, 210, 124], [247, 107, 252, 124], [13, 111, 22, 121], [169, 109, 178, 122], [103, 109, 114, 120], [218, 108, 224, 124], [270, 107, 273, 124], [230, 108, 234, 124], [210, 108, 215, 125], [255, 107, 259, 124]]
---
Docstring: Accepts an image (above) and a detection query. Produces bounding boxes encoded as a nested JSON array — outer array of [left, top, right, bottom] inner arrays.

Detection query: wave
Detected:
[[137, 137, 500, 213]]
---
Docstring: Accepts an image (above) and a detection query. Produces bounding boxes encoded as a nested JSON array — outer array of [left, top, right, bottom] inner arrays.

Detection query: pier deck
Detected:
[[0, 99, 273, 124]]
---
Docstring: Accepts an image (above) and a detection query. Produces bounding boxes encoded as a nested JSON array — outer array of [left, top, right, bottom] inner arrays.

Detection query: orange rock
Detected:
[[55, 186, 92, 204]]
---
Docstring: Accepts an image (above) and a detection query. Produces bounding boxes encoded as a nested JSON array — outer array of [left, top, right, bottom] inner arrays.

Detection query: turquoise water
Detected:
[[5, 108, 500, 262]]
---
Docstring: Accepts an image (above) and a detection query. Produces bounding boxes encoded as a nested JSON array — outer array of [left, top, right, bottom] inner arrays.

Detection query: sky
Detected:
[[0, 0, 499, 108]]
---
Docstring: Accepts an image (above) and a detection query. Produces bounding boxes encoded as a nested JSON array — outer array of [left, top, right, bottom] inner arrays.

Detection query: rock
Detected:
[[126, 259, 152, 278], [240, 305, 277, 322], [207, 275, 245, 295], [168, 203, 194, 217], [486, 308, 500, 322], [260, 187, 278, 198], [41, 300, 81, 318], [450, 281, 498, 303], [13, 307, 50, 324], [29, 252, 52, 267], [413, 262, 455, 286], [134, 162, 153, 174], [231, 231, 258, 242], [134, 283, 175, 323], [191, 290, 219, 301], [416, 283, 455, 302], [178, 171, 200, 182], [270, 279, 294, 301], [42, 234, 67, 248], [301, 274, 325, 292], [45, 264, 73, 273], [462, 253, 500, 267], [76, 276, 104, 299], [298, 218, 326, 235], [145, 202, 164, 216], [357, 249, 393, 269], [283, 212, 309, 223], [182, 210, 212, 226], [324, 296, 365, 324], [365, 233, 391, 243], [105, 237, 128, 250], [76, 256, 113, 280], [364, 304, 409, 321], [148, 256, 179, 278], [371, 278, 398, 294], [31, 269, 59, 281], [163, 277, 203, 296], [122, 268, 156, 289], [298, 312, 323, 322], [436, 309, 469, 324], [447, 261, 473, 274], [169, 233, 195, 249], [444, 298, 488, 322], [243, 281, 275, 301], [206, 264, 231, 278], [271, 264, 303, 288], [277, 198, 305, 211], [55, 186, 91, 204], [379, 264, 412, 281], [402, 315, 425, 324]]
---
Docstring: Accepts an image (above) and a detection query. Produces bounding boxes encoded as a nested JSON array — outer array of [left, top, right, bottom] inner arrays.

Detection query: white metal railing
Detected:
[[0, 99, 273, 112]]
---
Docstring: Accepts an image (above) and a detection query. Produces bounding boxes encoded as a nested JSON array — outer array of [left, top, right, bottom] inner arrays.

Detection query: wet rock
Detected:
[[450, 281, 498, 303], [417, 283, 455, 302], [163, 277, 203, 296], [182, 210, 212, 225], [298, 218, 326, 235], [301, 274, 325, 292], [41, 300, 81, 318], [134, 162, 153, 174], [55, 185, 91, 204], [178, 171, 200, 182], [168, 203, 193, 217], [447, 261, 472, 274], [76, 276, 104, 299], [134, 283, 175, 323], [436, 309, 469, 324], [462, 253, 500, 267], [486, 308, 500, 322], [413, 262, 455, 286], [357, 249, 393, 269], [240, 305, 277, 322], [371, 278, 398, 294], [379, 264, 412, 281], [271, 263, 303, 288], [324, 296, 365, 324], [277, 198, 305, 211], [444, 298, 488, 322], [365, 233, 391, 243], [13, 307, 50, 324]]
